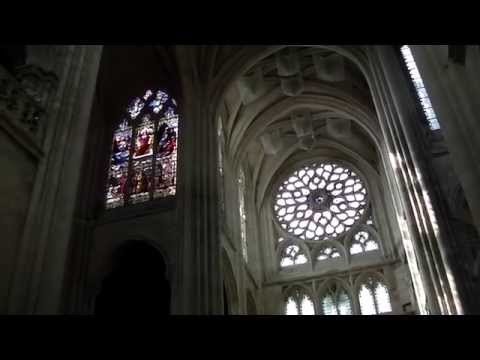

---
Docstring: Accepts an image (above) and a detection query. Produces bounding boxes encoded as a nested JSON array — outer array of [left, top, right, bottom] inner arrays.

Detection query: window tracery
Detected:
[[358, 277, 392, 315], [282, 276, 392, 315], [320, 283, 352, 315], [316, 245, 341, 261], [350, 228, 379, 255], [284, 287, 315, 315], [280, 244, 308, 268], [106, 89, 178, 209], [274, 162, 368, 241]]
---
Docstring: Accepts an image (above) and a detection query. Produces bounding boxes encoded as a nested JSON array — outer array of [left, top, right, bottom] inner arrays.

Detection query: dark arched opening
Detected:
[[94, 241, 170, 315]]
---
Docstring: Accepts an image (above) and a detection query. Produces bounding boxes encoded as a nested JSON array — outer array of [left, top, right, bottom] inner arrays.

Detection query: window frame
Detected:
[[396, 45, 441, 132], [104, 89, 179, 211]]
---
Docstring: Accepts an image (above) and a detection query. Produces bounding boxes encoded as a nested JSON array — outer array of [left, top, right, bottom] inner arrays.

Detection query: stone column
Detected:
[[409, 45, 480, 238], [368, 46, 463, 314], [174, 46, 222, 314], [7, 46, 103, 314]]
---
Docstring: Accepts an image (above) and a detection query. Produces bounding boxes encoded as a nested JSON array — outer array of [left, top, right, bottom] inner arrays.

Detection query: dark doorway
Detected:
[[94, 241, 170, 315]]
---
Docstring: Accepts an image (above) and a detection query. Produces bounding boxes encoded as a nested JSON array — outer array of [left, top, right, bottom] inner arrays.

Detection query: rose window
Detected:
[[274, 162, 367, 240]]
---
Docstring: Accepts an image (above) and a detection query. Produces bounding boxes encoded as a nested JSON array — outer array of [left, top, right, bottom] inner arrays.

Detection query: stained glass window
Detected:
[[106, 89, 178, 209], [400, 45, 440, 131]]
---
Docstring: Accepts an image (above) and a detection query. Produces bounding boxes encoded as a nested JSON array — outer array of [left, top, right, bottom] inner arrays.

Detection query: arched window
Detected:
[[320, 283, 352, 315], [358, 277, 392, 315], [280, 243, 308, 268], [316, 245, 341, 261], [400, 45, 440, 131], [106, 89, 178, 209], [284, 287, 315, 315], [350, 228, 379, 255]]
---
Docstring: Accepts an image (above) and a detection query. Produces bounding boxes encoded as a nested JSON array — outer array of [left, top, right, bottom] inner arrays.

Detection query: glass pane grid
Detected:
[[400, 45, 440, 130]]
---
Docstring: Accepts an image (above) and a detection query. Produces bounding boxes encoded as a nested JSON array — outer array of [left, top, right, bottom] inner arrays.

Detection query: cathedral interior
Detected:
[[0, 45, 479, 315]]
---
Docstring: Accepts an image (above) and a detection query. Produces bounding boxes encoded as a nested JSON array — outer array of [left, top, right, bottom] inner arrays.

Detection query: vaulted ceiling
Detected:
[[199, 46, 382, 208]]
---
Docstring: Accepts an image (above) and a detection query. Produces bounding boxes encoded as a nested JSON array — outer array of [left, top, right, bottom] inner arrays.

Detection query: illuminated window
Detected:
[[274, 162, 367, 241], [358, 277, 392, 315], [105, 89, 178, 209], [320, 283, 352, 315], [238, 168, 248, 262], [400, 45, 440, 130], [284, 288, 315, 315], [316, 246, 341, 261], [280, 244, 308, 268], [350, 229, 379, 255]]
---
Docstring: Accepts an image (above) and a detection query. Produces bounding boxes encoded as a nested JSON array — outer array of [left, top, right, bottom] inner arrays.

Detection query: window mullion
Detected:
[[371, 285, 380, 315]]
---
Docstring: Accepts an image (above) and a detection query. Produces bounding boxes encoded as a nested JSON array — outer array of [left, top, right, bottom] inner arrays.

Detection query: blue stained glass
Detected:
[[111, 132, 131, 165]]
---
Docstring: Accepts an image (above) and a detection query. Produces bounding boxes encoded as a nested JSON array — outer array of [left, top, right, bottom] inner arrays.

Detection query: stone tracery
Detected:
[[274, 162, 368, 241]]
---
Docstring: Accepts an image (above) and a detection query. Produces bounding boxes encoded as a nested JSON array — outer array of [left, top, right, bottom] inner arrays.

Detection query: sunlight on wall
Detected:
[[421, 187, 463, 315], [400, 45, 440, 131], [397, 214, 428, 315]]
